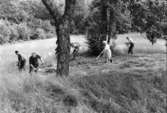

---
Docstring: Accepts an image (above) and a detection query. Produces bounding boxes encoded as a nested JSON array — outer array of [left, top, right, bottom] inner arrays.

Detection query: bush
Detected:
[[87, 33, 105, 55], [30, 28, 45, 40], [9, 24, 19, 42], [0, 19, 11, 44], [16, 22, 31, 41], [87, 21, 106, 55]]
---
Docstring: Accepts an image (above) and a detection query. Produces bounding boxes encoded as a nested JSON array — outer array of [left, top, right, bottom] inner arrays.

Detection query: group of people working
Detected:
[[15, 42, 80, 73], [15, 37, 134, 72], [15, 51, 43, 73], [96, 37, 134, 63]]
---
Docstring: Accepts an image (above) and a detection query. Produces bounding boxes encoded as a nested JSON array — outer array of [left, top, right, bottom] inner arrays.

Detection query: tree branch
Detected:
[[41, 0, 61, 25], [63, 0, 76, 18]]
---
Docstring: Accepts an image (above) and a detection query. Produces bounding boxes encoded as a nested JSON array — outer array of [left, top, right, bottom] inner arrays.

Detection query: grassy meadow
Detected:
[[0, 33, 166, 113]]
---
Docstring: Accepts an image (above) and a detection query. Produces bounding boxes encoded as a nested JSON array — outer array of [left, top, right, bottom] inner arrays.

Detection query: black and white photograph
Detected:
[[0, 0, 167, 112]]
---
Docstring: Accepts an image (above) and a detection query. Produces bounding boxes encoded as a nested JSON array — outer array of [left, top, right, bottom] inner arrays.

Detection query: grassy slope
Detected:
[[0, 33, 166, 113], [72, 54, 166, 113]]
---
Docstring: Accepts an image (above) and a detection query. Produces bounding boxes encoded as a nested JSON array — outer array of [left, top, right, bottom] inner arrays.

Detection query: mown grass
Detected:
[[75, 70, 167, 113], [0, 34, 166, 113]]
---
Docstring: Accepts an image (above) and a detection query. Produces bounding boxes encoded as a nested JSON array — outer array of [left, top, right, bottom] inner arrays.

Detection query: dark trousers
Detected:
[[29, 64, 39, 73], [18, 60, 26, 71], [128, 43, 134, 54]]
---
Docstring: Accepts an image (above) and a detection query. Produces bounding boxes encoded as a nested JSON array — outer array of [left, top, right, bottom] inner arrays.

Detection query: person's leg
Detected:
[[34, 65, 39, 73], [72, 48, 79, 60], [106, 49, 112, 63], [20, 61, 25, 71], [23, 60, 26, 71], [110, 59, 112, 63], [72, 49, 76, 60], [130, 44, 134, 54], [128, 43, 133, 54], [110, 50, 112, 63], [106, 50, 111, 63], [106, 58, 109, 63], [128, 46, 131, 54], [29, 66, 33, 73], [18, 62, 23, 71], [104, 51, 108, 63]]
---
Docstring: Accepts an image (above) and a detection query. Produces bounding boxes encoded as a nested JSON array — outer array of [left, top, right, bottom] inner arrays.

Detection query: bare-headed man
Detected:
[[29, 52, 43, 73]]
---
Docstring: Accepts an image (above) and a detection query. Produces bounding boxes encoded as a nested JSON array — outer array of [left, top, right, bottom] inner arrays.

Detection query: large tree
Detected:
[[128, 0, 167, 43], [41, 0, 76, 76], [86, 0, 130, 55]]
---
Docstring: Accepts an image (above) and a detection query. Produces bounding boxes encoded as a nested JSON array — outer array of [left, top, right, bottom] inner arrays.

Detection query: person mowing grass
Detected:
[[96, 40, 112, 63], [29, 52, 44, 73], [70, 42, 80, 60], [15, 50, 26, 71], [126, 37, 134, 55]]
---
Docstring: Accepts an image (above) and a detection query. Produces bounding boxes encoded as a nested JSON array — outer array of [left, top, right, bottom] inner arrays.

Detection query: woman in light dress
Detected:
[[96, 40, 112, 63]]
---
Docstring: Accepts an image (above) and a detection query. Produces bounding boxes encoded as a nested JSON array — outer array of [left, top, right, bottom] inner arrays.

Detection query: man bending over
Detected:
[[29, 52, 43, 73], [15, 50, 26, 71]]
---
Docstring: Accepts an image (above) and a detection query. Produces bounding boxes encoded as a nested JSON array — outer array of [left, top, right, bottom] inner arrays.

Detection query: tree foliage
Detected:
[[87, 0, 167, 54], [0, 0, 86, 44], [86, 0, 130, 55], [129, 0, 167, 43]]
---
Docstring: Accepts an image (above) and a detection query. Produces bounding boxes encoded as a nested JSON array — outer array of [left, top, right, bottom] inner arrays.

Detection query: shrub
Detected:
[[16, 22, 31, 41], [9, 24, 19, 42], [0, 19, 11, 44], [87, 33, 105, 55], [36, 28, 45, 39]]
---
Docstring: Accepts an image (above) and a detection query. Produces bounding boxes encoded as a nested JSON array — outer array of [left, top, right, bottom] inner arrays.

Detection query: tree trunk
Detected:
[[107, 0, 117, 43], [41, 0, 76, 76], [56, 18, 70, 76], [101, 0, 108, 41]]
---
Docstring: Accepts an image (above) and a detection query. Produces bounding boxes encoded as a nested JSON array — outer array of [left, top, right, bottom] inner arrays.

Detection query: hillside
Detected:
[[0, 34, 166, 113]]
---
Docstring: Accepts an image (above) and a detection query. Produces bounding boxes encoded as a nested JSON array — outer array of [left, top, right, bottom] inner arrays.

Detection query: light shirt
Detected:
[[128, 37, 134, 43], [104, 44, 110, 51]]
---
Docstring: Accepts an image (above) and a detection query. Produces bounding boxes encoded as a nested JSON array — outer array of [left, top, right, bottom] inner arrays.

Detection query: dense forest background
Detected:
[[0, 0, 91, 44], [0, 0, 166, 44]]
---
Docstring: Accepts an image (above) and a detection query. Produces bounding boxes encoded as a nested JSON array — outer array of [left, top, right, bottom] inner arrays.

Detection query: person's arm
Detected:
[[37, 55, 44, 64], [40, 58, 44, 64]]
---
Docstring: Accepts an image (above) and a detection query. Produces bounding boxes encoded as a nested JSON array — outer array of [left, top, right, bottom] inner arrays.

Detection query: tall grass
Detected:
[[0, 33, 166, 113], [0, 72, 96, 113]]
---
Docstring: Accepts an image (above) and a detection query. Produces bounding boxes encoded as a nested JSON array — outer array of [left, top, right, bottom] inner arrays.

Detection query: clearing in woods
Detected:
[[0, 33, 166, 113], [0, 33, 166, 76]]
